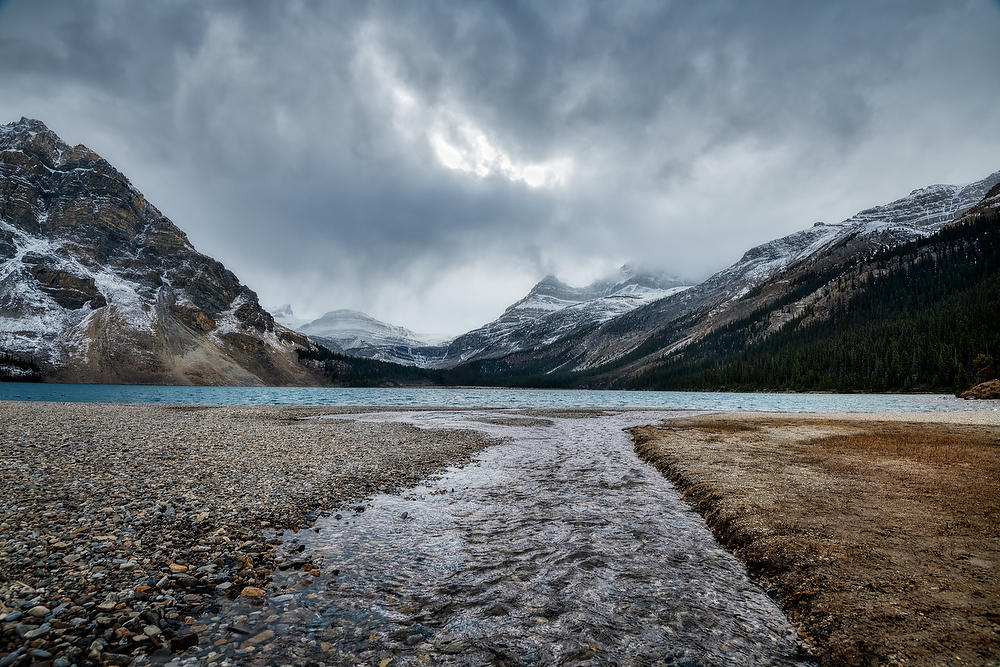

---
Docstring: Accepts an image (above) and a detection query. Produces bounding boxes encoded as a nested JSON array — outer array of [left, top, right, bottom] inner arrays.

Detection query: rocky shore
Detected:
[[0, 402, 499, 666], [631, 411, 1000, 666]]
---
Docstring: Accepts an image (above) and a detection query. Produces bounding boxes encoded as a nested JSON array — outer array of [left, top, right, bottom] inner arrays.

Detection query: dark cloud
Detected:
[[2, 0, 999, 333]]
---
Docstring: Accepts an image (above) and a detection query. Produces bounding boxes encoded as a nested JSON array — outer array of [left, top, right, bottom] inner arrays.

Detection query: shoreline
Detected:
[[631, 411, 1000, 665], [1, 379, 987, 396]]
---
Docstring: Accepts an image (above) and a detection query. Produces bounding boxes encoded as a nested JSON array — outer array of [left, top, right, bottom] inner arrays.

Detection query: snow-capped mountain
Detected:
[[5, 115, 993, 388], [270, 304, 310, 330], [300, 309, 431, 348], [664, 170, 1000, 314], [0, 118, 319, 385], [954, 181, 1000, 224], [422, 265, 690, 367], [470, 167, 1000, 378], [845, 179, 998, 229], [272, 306, 450, 366]]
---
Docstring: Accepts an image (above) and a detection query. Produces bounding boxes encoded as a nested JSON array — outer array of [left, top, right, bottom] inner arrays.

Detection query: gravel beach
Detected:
[[631, 410, 1000, 666], [5, 402, 997, 666], [0, 402, 499, 666]]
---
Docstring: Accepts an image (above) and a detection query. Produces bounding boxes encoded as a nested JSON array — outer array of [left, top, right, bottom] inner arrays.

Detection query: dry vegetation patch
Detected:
[[631, 414, 1000, 666]]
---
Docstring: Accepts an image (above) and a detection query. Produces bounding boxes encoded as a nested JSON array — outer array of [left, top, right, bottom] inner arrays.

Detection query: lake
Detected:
[[0, 382, 985, 412]]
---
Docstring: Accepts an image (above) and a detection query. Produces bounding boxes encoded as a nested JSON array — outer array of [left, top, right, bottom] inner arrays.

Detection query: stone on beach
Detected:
[[0, 401, 497, 666]]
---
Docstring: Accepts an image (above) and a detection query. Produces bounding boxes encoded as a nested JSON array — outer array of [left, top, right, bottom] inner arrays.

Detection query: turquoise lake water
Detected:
[[0, 382, 985, 412]]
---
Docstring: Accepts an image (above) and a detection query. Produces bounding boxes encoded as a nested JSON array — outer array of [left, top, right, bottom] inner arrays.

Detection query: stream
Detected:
[[190, 409, 809, 666]]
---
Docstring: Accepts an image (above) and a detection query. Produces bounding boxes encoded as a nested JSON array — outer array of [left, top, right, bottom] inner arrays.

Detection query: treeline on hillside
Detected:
[[634, 213, 1000, 392], [297, 345, 448, 387], [0, 350, 42, 382]]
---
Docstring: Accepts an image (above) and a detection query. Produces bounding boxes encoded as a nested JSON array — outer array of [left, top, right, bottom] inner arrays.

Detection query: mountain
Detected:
[[270, 303, 310, 330], [421, 265, 690, 368], [629, 208, 1000, 392], [5, 115, 993, 392], [955, 181, 1000, 222], [277, 266, 689, 370], [293, 308, 447, 366], [0, 118, 322, 385], [447, 168, 1000, 386]]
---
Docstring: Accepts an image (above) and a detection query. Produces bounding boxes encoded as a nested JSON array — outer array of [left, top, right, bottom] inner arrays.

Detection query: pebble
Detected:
[[246, 629, 275, 645], [22, 623, 50, 639], [0, 402, 497, 664]]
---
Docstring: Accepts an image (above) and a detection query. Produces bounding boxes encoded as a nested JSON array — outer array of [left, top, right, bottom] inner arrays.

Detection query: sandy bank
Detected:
[[631, 411, 1000, 666], [0, 402, 499, 666]]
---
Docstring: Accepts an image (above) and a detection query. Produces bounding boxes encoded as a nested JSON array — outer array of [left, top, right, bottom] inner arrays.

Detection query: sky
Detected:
[[2, 0, 999, 336]]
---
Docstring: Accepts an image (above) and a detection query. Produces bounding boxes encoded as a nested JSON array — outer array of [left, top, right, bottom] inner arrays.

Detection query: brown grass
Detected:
[[631, 415, 1000, 666]]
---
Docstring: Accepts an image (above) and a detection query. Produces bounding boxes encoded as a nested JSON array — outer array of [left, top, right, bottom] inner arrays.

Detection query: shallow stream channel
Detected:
[[189, 410, 811, 666]]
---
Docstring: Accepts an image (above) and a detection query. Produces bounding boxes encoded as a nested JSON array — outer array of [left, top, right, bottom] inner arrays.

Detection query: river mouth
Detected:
[[191, 410, 811, 665]]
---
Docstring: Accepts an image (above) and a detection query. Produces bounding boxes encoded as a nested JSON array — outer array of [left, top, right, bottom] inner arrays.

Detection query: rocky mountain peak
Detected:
[[0, 119, 315, 384], [611, 264, 686, 291], [2, 118, 102, 171]]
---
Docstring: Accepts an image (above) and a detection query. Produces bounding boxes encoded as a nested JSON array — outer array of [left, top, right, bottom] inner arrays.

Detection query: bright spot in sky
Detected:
[[428, 116, 571, 188], [356, 29, 571, 190]]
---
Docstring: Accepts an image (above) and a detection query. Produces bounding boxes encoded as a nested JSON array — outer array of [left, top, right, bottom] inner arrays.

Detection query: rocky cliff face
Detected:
[[0, 118, 318, 385]]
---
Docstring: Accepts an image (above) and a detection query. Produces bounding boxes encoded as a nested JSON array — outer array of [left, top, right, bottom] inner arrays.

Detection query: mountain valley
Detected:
[[1, 118, 997, 392]]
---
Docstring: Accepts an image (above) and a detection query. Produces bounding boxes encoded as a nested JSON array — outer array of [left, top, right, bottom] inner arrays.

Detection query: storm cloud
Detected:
[[2, 0, 999, 334]]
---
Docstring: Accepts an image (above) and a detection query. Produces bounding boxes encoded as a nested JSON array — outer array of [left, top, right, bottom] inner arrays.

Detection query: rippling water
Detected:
[[0, 381, 985, 412], [193, 410, 812, 665]]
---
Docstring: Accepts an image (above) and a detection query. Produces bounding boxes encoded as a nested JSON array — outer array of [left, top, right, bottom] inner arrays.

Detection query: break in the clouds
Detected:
[[2, 0, 999, 334]]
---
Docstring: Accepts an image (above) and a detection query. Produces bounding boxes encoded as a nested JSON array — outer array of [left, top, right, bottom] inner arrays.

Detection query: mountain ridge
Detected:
[[0, 117, 321, 385], [3, 117, 996, 391], [441, 167, 1000, 385]]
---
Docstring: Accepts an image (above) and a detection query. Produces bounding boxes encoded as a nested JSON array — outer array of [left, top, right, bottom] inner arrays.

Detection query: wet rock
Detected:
[[27, 605, 49, 618], [0, 649, 25, 667], [23, 623, 51, 639], [246, 629, 275, 645], [240, 586, 266, 599], [171, 630, 199, 651]]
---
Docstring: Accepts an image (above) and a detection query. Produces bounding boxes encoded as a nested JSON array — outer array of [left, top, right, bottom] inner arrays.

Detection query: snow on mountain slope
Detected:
[[952, 181, 1000, 224], [424, 265, 691, 367], [273, 307, 448, 365], [483, 168, 1000, 377], [271, 303, 310, 330], [300, 309, 432, 349], [0, 118, 317, 384], [649, 169, 1000, 319], [845, 177, 999, 230]]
